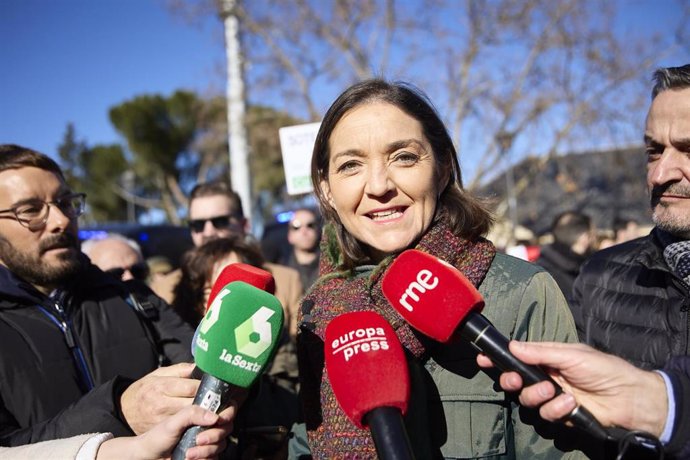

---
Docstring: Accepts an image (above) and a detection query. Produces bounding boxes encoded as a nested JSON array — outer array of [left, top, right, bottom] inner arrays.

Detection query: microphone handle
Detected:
[[364, 407, 416, 460], [460, 313, 609, 441], [172, 373, 234, 460]]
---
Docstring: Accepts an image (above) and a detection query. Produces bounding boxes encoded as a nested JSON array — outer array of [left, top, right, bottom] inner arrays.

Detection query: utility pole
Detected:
[[219, 0, 252, 226], [122, 170, 136, 223]]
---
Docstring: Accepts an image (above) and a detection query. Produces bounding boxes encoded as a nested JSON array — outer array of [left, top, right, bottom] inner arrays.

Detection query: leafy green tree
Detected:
[[82, 144, 129, 222], [189, 101, 303, 220], [56, 124, 128, 223], [246, 105, 302, 219], [109, 90, 201, 223]]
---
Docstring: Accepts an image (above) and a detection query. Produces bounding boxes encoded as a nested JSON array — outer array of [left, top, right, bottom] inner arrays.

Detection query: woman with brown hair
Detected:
[[294, 79, 586, 459], [171, 235, 264, 327]]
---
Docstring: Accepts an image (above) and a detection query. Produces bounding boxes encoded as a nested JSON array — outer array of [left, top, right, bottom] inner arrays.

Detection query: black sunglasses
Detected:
[[106, 262, 149, 281], [188, 215, 238, 233], [290, 221, 318, 231]]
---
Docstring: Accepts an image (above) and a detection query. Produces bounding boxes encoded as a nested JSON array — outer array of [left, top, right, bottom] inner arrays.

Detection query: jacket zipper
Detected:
[[37, 300, 95, 392]]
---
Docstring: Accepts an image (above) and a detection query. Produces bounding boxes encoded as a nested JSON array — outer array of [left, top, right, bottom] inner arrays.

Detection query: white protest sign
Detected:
[[279, 122, 320, 195]]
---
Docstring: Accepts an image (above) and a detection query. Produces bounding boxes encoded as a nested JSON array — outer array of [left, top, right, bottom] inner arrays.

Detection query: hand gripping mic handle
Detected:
[[460, 314, 609, 441], [364, 407, 415, 460], [172, 373, 233, 460]]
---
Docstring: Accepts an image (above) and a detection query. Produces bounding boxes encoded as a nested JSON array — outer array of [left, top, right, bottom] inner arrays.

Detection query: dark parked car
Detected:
[[79, 223, 193, 268]]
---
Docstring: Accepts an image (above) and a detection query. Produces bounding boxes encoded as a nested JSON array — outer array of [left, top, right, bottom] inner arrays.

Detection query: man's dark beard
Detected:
[[0, 233, 82, 289]]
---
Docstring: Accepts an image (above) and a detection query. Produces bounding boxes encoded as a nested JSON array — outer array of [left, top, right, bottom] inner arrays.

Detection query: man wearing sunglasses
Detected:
[[190, 181, 303, 337], [0, 145, 202, 447], [283, 208, 321, 290], [82, 234, 150, 282], [151, 180, 303, 337]]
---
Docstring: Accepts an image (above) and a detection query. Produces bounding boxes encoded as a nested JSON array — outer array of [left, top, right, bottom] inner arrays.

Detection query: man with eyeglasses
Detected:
[[0, 145, 202, 447], [282, 208, 321, 291]]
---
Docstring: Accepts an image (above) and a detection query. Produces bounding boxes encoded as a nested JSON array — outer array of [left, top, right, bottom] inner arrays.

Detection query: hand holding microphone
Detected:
[[325, 311, 415, 460], [172, 277, 284, 460], [381, 249, 609, 441]]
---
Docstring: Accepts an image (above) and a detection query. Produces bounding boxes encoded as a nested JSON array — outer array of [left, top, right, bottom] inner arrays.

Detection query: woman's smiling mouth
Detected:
[[366, 207, 406, 222]]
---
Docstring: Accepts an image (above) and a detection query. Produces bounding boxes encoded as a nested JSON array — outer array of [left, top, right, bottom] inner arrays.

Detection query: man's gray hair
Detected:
[[81, 233, 143, 260], [651, 64, 690, 99]]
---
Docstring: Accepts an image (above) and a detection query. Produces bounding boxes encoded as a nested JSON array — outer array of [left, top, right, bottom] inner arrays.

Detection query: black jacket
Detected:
[[0, 256, 193, 446], [535, 242, 586, 301], [571, 229, 690, 370]]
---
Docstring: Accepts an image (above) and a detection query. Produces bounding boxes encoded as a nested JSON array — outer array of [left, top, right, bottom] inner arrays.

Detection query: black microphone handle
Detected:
[[364, 406, 416, 460], [172, 373, 237, 460], [459, 313, 609, 441]]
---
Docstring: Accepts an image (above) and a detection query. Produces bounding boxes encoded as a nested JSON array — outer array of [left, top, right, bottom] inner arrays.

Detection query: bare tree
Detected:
[[166, 0, 685, 223]]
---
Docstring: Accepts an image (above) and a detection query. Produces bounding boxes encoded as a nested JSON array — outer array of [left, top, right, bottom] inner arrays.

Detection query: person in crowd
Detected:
[[536, 211, 596, 301], [146, 255, 174, 286], [150, 180, 303, 339], [612, 216, 640, 245], [0, 144, 201, 446], [476, 341, 690, 459], [281, 208, 321, 290], [81, 233, 149, 282], [172, 236, 299, 459], [571, 64, 690, 370], [293, 79, 586, 458], [0, 404, 235, 460], [171, 236, 266, 328]]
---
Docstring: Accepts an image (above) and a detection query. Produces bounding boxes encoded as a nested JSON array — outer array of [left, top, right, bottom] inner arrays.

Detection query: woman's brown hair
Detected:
[[171, 236, 265, 326], [311, 79, 493, 270]]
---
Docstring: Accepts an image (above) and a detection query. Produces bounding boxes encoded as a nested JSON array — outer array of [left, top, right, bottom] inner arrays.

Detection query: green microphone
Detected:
[[172, 281, 284, 460]]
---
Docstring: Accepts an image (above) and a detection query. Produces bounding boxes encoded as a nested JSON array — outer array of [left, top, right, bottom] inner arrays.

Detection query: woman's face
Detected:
[[321, 101, 444, 261]]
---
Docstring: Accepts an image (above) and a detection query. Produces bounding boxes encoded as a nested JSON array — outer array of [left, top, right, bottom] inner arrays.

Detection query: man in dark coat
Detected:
[[0, 144, 199, 446], [571, 64, 690, 370], [282, 208, 321, 290]]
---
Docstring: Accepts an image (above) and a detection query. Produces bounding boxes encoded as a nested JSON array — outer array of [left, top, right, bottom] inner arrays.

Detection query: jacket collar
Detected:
[[638, 228, 673, 272], [0, 264, 46, 307], [0, 254, 124, 310]]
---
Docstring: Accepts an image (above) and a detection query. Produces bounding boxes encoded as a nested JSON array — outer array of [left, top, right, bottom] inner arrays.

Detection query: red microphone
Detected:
[[205, 263, 275, 313], [325, 311, 415, 460], [381, 249, 609, 441]]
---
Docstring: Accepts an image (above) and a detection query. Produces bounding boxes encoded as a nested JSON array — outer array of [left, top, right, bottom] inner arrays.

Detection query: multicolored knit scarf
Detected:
[[298, 216, 496, 459]]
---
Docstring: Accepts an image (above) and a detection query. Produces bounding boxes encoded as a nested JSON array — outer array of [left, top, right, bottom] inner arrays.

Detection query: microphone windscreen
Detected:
[[205, 263, 276, 313], [324, 311, 409, 429], [194, 281, 284, 388], [381, 249, 484, 342]]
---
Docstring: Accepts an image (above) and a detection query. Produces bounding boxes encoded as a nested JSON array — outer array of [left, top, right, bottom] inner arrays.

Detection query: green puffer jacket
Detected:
[[290, 253, 591, 459]]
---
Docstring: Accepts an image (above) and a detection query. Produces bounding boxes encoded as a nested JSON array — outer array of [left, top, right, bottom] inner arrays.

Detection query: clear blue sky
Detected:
[[1, 0, 224, 159], [1, 0, 686, 164]]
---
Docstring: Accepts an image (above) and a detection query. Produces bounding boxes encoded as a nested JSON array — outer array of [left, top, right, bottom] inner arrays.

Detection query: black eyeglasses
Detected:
[[290, 221, 318, 231], [0, 193, 86, 231], [105, 262, 149, 281], [188, 214, 241, 233]]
